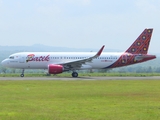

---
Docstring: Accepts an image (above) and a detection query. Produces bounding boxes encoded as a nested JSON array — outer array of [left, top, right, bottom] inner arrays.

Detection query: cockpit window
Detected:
[[9, 56, 14, 59]]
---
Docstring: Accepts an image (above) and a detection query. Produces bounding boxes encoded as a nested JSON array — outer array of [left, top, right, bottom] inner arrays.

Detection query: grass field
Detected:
[[0, 80, 160, 120]]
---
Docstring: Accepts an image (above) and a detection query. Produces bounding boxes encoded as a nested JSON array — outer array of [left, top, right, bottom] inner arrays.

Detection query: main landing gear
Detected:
[[72, 72, 78, 77], [20, 69, 25, 77]]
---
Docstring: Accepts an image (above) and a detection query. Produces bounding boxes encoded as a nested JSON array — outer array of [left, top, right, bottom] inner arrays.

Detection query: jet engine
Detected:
[[48, 64, 64, 74]]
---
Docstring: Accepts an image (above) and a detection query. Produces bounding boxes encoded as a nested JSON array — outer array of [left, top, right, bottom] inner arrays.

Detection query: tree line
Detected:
[[1, 66, 160, 74]]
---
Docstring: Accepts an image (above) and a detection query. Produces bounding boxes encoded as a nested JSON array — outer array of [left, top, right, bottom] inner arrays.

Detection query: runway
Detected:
[[0, 76, 160, 80]]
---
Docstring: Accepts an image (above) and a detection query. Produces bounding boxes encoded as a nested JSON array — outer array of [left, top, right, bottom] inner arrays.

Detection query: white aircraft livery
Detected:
[[1, 29, 156, 77]]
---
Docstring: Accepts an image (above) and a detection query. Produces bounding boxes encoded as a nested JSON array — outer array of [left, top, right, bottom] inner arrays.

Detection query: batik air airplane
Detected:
[[1, 28, 156, 77]]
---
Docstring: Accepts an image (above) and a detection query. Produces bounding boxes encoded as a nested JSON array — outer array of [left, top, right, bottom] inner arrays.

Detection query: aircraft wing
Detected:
[[134, 54, 155, 61], [61, 45, 105, 70]]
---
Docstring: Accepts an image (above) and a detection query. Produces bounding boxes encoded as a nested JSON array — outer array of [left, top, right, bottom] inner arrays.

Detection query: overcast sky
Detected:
[[0, 0, 160, 53]]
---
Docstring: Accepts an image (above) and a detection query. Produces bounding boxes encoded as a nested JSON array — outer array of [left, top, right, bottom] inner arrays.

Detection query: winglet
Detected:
[[96, 45, 105, 57]]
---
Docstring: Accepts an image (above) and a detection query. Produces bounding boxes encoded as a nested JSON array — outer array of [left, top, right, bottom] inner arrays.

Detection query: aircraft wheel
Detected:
[[72, 72, 78, 77], [20, 74, 24, 77]]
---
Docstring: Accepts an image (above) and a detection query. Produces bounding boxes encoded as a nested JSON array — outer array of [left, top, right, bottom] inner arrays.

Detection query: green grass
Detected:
[[0, 80, 160, 120]]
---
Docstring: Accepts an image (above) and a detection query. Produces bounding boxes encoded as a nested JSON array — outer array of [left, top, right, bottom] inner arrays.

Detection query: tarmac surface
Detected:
[[0, 76, 160, 80]]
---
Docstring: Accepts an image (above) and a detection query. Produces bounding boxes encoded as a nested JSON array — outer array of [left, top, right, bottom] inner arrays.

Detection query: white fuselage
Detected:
[[1, 52, 122, 70]]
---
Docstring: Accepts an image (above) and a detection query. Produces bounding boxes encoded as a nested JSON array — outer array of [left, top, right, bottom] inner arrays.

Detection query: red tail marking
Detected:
[[125, 29, 153, 54], [107, 29, 155, 68]]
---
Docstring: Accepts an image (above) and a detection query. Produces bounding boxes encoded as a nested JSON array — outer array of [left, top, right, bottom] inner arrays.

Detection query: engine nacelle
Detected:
[[48, 64, 64, 74]]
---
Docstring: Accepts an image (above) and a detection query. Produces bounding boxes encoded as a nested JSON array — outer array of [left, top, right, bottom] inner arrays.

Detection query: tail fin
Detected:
[[125, 28, 153, 54]]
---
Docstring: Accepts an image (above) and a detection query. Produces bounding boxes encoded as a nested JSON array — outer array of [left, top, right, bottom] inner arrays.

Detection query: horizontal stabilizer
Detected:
[[134, 54, 156, 61]]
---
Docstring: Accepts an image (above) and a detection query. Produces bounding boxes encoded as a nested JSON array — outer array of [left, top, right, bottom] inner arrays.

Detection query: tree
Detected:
[[1, 67, 7, 73], [10, 68, 16, 73]]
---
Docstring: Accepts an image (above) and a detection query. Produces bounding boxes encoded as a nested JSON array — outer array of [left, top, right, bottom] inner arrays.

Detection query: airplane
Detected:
[[1, 28, 156, 77]]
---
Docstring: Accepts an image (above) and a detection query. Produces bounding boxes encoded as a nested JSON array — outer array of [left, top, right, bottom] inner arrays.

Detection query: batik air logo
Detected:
[[26, 54, 50, 62]]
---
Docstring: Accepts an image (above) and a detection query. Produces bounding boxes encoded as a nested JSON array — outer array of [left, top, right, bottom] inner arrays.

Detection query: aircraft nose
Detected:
[[1, 59, 9, 67]]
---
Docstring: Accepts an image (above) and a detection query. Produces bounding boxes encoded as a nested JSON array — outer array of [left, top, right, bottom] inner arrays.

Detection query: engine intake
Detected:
[[48, 64, 64, 74]]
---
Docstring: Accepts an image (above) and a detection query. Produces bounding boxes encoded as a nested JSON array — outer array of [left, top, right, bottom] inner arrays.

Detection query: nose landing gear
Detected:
[[20, 69, 25, 77]]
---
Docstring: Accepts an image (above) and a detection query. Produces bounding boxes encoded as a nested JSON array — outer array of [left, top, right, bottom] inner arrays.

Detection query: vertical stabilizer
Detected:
[[125, 29, 153, 54]]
